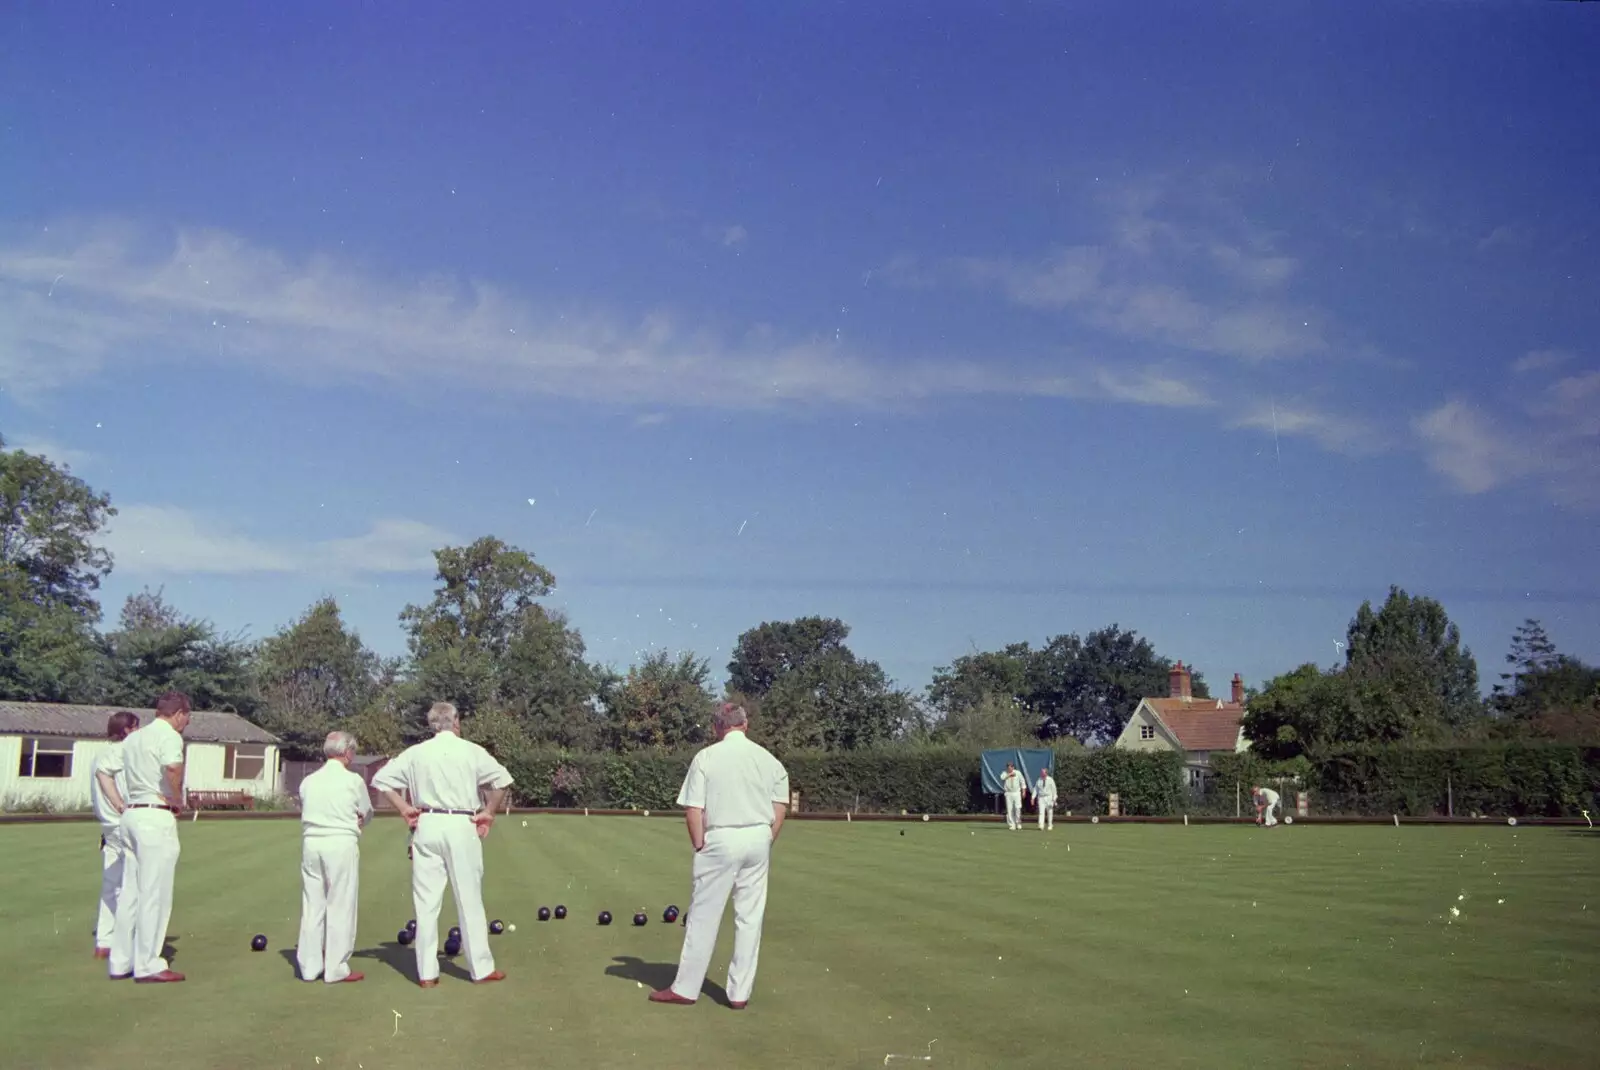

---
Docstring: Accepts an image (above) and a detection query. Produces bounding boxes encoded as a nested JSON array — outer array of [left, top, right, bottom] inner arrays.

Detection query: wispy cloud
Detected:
[[881, 183, 1327, 363], [4, 435, 95, 470], [101, 504, 456, 577], [719, 224, 748, 249], [1415, 368, 1600, 508], [1511, 348, 1572, 375], [0, 220, 1212, 414], [1230, 402, 1384, 457]]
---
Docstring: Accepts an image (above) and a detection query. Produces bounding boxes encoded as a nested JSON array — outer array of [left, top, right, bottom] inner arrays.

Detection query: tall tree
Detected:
[[1492, 619, 1562, 718], [400, 537, 604, 746], [100, 588, 257, 713], [931, 692, 1045, 749], [727, 617, 851, 697], [255, 598, 382, 758], [608, 649, 716, 751], [0, 437, 114, 701], [728, 617, 915, 751], [1344, 586, 1481, 731], [927, 643, 1034, 717]]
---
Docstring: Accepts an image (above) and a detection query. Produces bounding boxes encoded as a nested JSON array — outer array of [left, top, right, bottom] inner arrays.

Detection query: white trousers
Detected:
[[110, 808, 180, 979], [297, 836, 361, 983], [1005, 793, 1023, 829], [95, 827, 126, 949], [410, 814, 495, 982], [1037, 799, 1055, 830], [671, 825, 772, 1004], [1263, 802, 1279, 827]]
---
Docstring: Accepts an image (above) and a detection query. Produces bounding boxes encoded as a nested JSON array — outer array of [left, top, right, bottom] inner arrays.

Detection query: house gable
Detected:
[[1114, 701, 1185, 753]]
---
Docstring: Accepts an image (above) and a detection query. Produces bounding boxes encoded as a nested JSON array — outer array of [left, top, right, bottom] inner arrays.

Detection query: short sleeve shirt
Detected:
[[122, 718, 186, 806], [370, 731, 514, 810], [90, 742, 128, 833], [676, 731, 789, 831], [300, 761, 374, 838]]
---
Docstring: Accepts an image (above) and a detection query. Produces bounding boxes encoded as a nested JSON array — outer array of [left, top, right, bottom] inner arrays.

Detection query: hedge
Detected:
[[501, 745, 1186, 815], [1309, 742, 1599, 817]]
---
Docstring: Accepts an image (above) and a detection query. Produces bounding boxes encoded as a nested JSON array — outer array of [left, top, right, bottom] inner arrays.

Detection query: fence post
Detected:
[[1447, 776, 1453, 818], [1108, 792, 1120, 817], [1235, 780, 1241, 819]]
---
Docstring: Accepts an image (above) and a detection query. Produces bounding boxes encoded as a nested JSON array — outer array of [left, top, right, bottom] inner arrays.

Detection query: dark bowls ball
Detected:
[[554, 905, 567, 919], [538, 906, 551, 922], [250, 934, 268, 952], [397, 928, 413, 946], [598, 911, 612, 925], [444, 936, 462, 957], [490, 919, 505, 935]]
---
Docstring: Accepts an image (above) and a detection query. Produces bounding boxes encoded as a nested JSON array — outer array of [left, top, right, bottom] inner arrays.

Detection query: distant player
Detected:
[[90, 711, 140, 958], [1034, 766, 1057, 831], [1000, 762, 1028, 831], [1253, 784, 1281, 827]]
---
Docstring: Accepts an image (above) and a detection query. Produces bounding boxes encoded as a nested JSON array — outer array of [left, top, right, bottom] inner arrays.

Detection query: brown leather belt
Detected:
[[126, 803, 177, 813]]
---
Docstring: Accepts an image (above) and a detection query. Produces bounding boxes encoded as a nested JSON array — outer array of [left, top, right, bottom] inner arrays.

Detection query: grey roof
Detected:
[[0, 702, 279, 745]]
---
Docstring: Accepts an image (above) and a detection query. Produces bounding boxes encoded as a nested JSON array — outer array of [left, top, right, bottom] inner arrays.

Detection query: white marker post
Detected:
[[1393, 814, 1400, 828]]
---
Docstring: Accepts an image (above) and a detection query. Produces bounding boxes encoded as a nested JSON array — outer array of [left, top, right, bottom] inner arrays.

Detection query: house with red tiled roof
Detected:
[[1113, 662, 1249, 788]]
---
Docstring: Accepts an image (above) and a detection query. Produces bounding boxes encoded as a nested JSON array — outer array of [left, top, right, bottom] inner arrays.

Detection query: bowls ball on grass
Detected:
[[490, 919, 505, 935], [448, 926, 461, 940], [444, 936, 462, 957], [537, 906, 552, 922], [250, 934, 268, 952], [553, 905, 567, 920], [598, 910, 613, 926], [663, 905, 680, 924], [632, 912, 648, 927], [397, 928, 414, 946], [406, 919, 417, 934]]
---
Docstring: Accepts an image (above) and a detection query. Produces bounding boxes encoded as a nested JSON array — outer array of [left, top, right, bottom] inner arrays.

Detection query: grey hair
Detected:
[[427, 701, 460, 733], [714, 702, 749, 733], [324, 730, 357, 759]]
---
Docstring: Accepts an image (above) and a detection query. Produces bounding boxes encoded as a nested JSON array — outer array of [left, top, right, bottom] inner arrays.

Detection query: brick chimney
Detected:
[[1232, 673, 1245, 705], [1168, 661, 1192, 701]]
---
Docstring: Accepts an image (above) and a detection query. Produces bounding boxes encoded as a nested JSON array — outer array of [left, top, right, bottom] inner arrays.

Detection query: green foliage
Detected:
[[0, 438, 113, 701], [344, 694, 408, 756], [254, 598, 382, 758], [1345, 586, 1481, 732], [503, 749, 694, 810], [1312, 743, 1596, 817], [247, 793, 299, 813], [462, 706, 531, 763], [929, 691, 1044, 749], [727, 616, 851, 697], [929, 625, 1208, 745], [99, 588, 257, 714], [606, 649, 715, 751]]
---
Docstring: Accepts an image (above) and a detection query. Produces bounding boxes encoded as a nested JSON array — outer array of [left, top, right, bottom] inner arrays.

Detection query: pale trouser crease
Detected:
[[110, 808, 179, 978], [297, 836, 361, 983], [409, 815, 496, 982], [671, 826, 772, 1004]]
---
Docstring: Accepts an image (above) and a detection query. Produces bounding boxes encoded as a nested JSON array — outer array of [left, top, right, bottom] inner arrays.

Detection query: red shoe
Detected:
[[648, 989, 695, 1005], [134, 971, 185, 984], [333, 972, 365, 983], [93, 948, 111, 960], [473, 970, 506, 985], [729, 1000, 748, 1010], [418, 979, 439, 988]]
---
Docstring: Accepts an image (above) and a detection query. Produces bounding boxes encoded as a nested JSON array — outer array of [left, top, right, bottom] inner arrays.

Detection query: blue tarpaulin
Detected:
[[979, 748, 1054, 794]]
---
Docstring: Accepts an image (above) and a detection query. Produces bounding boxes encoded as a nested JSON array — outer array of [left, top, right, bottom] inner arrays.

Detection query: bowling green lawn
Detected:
[[1, 818, 1597, 1070]]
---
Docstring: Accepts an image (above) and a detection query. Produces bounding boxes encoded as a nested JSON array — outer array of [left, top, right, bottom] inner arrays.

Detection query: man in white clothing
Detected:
[[1000, 762, 1029, 831], [1034, 766, 1058, 831], [296, 730, 373, 984], [108, 691, 190, 984], [90, 711, 140, 959], [650, 702, 788, 1011], [372, 701, 513, 987], [1253, 784, 1281, 827]]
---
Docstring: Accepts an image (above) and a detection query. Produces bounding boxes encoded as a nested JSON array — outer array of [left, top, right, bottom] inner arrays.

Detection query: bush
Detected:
[[1311, 742, 1596, 817], [248, 792, 300, 812]]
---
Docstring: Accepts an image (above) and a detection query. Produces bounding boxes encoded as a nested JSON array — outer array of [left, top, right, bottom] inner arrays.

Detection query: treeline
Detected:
[[1, 436, 1597, 770]]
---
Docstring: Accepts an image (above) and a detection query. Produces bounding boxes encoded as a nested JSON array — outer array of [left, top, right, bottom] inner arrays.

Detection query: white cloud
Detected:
[[720, 225, 748, 248], [1230, 402, 1383, 457], [101, 504, 455, 577], [1415, 371, 1600, 507], [0, 220, 1209, 414], [1511, 349, 1572, 375], [883, 185, 1326, 363]]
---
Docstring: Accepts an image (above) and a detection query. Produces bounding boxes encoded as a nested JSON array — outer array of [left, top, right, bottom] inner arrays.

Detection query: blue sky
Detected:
[[3, 1, 1597, 699]]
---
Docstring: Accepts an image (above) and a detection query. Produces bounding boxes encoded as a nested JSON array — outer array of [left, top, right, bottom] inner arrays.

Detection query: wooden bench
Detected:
[[186, 790, 253, 811]]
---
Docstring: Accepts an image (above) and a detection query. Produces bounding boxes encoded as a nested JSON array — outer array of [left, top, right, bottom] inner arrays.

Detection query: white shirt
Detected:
[[90, 741, 128, 834], [300, 760, 374, 839], [1000, 769, 1027, 796], [1258, 788, 1280, 807], [1035, 774, 1057, 801], [371, 731, 513, 811], [122, 718, 186, 806], [676, 730, 789, 831]]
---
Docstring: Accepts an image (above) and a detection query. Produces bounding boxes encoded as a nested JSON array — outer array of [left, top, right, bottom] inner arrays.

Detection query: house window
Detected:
[[223, 744, 267, 781], [1190, 768, 1203, 786], [17, 737, 75, 779], [1139, 724, 1155, 740]]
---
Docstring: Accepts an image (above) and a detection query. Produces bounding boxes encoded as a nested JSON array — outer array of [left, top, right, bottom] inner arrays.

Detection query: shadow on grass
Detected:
[[604, 956, 732, 1007], [160, 935, 180, 964], [351, 940, 472, 983]]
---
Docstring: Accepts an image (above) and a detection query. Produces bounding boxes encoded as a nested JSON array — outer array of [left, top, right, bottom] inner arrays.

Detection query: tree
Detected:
[[727, 617, 851, 697], [0, 437, 114, 701], [608, 650, 716, 751], [931, 691, 1045, 749], [401, 538, 605, 747], [100, 588, 257, 714], [927, 644, 1034, 717], [1344, 586, 1481, 731], [1241, 663, 1353, 759], [344, 692, 408, 757], [461, 706, 531, 762], [254, 598, 382, 758], [727, 617, 916, 751]]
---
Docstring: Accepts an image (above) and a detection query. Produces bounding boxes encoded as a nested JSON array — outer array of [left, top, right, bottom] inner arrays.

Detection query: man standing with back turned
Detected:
[[90, 711, 140, 959], [372, 702, 512, 987], [108, 691, 190, 984], [1034, 764, 1058, 831], [296, 730, 373, 984], [650, 702, 789, 1011]]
